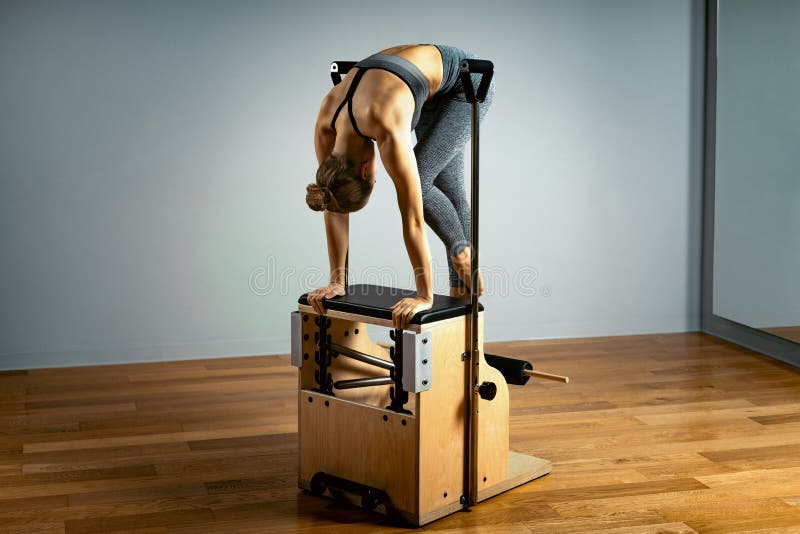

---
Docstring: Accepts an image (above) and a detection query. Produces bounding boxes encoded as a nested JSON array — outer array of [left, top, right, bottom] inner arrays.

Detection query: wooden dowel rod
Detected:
[[523, 369, 570, 383]]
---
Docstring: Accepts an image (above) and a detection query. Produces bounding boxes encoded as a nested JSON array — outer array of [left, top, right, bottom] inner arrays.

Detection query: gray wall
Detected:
[[0, 0, 705, 370]]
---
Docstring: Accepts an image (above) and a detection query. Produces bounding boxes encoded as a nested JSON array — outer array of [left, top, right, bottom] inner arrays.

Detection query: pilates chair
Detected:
[[291, 284, 568, 525], [290, 58, 569, 526]]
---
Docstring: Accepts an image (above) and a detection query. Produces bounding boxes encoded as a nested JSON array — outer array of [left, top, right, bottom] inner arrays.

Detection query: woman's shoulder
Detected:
[[316, 82, 349, 123]]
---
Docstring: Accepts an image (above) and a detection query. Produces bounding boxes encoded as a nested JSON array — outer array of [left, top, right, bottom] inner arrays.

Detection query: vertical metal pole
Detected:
[[344, 249, 349, 290], [465, 100, 481, 508]]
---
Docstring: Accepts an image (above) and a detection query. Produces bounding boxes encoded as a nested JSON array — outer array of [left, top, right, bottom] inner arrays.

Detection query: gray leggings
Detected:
[[414, 77, 495, 288]]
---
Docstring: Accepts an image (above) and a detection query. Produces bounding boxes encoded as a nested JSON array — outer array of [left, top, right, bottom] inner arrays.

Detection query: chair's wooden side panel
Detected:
[[298, 392, 419, 517], [417, 317, 468, 519], [475, 312, 510, 494]]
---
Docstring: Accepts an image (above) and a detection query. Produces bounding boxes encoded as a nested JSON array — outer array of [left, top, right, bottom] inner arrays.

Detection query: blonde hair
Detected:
[[306, 155, 373, 213]]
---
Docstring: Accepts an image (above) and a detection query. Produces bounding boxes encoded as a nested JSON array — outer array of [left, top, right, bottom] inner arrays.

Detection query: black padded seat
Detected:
[[298, 284, 483, 325]]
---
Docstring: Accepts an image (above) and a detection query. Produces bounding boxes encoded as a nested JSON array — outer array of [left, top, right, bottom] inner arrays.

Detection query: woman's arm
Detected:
[[315, 114, 349, 285], [314, 104, 336, 164], [307, 113, 348, 315], [376, 129, 434, 328], [325, 210, 348, 287]]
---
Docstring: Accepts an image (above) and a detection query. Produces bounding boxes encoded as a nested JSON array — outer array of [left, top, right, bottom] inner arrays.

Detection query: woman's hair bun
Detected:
[[306, 183, 329, 211]]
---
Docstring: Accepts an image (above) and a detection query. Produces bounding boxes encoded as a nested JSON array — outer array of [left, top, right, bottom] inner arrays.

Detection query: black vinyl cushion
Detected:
[[298, 284, 483, 325]]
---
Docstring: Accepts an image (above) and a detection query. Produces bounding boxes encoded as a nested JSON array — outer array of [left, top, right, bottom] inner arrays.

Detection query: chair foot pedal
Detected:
[[310, 472, 391, 511]]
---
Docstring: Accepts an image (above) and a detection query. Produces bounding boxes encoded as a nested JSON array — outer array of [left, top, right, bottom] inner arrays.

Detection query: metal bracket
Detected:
[[313, 315, 334, 395], [387, 329, 411, 413], [401, 331, 432, 393], [290, 311, 303, 368]]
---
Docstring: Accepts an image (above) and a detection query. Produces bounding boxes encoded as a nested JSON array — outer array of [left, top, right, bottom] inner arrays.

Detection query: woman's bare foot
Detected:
[[449, 286, 469, 298], [450, 246, 484, 296]]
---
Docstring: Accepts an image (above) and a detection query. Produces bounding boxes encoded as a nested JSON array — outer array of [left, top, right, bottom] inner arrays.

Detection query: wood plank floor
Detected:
[[1, 332, 800, 533]]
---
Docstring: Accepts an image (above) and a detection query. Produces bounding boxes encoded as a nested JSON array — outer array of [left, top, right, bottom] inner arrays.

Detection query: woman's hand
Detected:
[[450, 246, 484, 296], [389, 296, 433, 330], [306, 283, 345, 315]]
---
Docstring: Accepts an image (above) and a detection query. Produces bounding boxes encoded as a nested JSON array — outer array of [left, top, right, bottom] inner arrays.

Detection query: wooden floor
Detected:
[[2, 333, 800, 533]]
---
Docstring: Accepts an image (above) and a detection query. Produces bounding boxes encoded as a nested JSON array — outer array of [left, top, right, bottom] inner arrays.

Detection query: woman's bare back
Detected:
[[318, 45, 444, 141]]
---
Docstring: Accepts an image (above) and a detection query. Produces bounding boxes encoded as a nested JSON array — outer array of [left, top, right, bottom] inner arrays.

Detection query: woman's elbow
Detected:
[[402, 215, 426, 235]]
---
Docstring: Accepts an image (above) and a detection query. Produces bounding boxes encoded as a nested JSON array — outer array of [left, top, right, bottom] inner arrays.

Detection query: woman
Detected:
[[305, 44, 494, 329]]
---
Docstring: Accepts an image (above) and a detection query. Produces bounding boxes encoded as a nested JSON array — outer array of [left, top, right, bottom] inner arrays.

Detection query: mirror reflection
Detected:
[[713, 0, 800, 343]]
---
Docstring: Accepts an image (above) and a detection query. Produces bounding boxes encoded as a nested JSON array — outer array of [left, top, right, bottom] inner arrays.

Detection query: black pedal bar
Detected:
[[334, 376, 394, 390], [310, 472, 391, 511], [329, 343, 394, 371]]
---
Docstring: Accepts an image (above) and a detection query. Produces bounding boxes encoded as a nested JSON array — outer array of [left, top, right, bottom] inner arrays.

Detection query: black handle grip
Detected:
[[330, 61, 357, 86], [459, 58, 494, 104], [484, 353, 532, 386]]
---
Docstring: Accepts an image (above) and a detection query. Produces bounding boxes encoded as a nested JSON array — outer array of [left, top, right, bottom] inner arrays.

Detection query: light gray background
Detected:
[[0, 0, 705, 370], [713, 0, 800, 330]]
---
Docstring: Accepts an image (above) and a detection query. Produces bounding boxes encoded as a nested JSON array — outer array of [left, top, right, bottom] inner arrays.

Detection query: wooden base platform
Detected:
[[299, 451, 551, 526], [478, 451, 552, 502]]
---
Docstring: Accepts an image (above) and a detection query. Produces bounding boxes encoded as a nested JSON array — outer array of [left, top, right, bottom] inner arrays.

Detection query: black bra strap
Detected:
[[330, 68, 373, 141], [330, 98, 347, 132]]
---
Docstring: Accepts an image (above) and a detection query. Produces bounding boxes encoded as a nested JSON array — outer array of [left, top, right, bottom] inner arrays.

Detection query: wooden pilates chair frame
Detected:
[[290, 58, 568, 526]]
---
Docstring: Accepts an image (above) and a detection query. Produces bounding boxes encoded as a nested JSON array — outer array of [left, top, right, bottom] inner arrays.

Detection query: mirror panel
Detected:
[[713, 0, 800, 344]]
